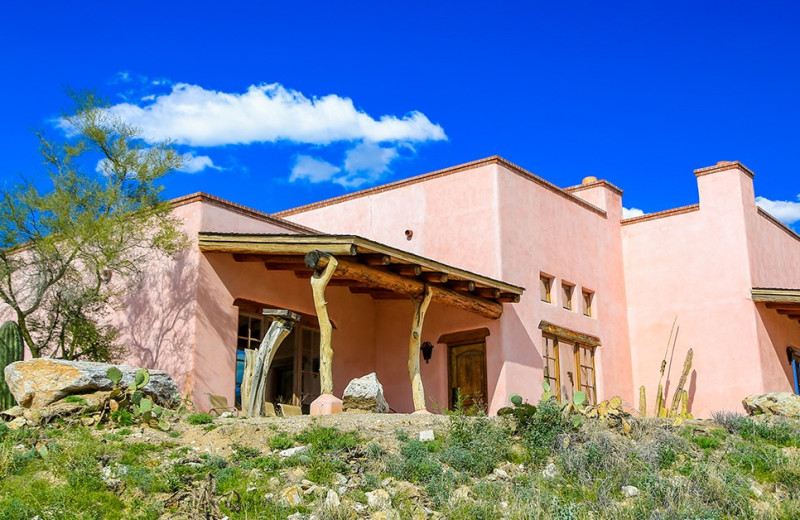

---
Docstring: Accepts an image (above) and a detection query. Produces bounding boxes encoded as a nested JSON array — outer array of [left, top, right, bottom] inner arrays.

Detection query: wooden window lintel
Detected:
[[538, 321, 600, 347], [438, 327, 491, 345]]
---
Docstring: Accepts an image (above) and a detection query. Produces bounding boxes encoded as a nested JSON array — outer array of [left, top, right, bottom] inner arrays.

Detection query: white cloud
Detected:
[[103, 83, 447, 147], [179, 153, 220, 174], [289, 142, 403, 189], [756, 194, 800, 226], [622, 207, 645, 219], [290, 156, 341, 183]]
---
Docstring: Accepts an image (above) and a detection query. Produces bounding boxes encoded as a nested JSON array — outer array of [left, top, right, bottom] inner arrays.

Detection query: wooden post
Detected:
[[311, 255, 338, 396], [244, 309, 300, 417], [409, 285, 434, 412], [309, 255, 343, 415]]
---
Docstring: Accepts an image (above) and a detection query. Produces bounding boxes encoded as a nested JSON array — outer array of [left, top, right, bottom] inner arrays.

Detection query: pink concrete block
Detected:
[[310, 393, 343, 415]]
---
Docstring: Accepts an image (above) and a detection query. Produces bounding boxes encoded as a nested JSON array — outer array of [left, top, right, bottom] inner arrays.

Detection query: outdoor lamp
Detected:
[[421, 341, 434, 364]]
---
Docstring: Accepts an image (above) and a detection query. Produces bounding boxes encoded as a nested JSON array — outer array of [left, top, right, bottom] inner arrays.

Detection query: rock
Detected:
[[743, 393, 800, 417], [280, 445, 309, 458], [286, 514, 305, 520], [493, 468, 510, 480], [366, 489, 392, 510], [542, 462, 558, 479], [371, 512, 400, 520], [452, 486, 472, 500], [419, 430, 435, 442], [325, 489, 341, 508], [342, 373, 389, 413], [280, 485, 303, 506], [4, 359, 178, 409], [6, 417, 27, 430], [621, 485, 640, 498], [751, 483, 763, 498]]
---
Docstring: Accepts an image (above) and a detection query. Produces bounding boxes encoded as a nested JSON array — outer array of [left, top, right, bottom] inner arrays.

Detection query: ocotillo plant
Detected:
[[0, 321, 23, 410]]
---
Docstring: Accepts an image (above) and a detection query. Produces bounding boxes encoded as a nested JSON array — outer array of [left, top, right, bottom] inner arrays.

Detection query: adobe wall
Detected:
[[497, 170, 635, 407], [621, 165, 764, 417]]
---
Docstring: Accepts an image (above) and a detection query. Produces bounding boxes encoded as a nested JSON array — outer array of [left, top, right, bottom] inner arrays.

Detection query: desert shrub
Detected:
[[296, 425, 361, 452], [519, 397, 567, 462], [735, 417, 800, 447], [390, 439, 442, 484], [231, 443, 260, 461], [187, 413, 213, 425], [442, 409, 510, 476], [268, 432, 294, 450], [711, 410, 743, 432], [727, 440, 783, 482]]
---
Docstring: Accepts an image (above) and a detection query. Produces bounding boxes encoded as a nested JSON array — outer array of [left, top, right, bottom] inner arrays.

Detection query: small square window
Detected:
[[540, 274, 553, 303], [562, 282, 574, 310], [582, 290, 594, 317]]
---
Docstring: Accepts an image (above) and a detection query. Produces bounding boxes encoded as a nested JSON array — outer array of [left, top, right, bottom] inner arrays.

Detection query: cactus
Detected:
[[0, 321, 24, 410], [106, 366, 123, 386], [669, 348, 693, 418], [639, 386, 647, 416], [654, 318, 678, 417]]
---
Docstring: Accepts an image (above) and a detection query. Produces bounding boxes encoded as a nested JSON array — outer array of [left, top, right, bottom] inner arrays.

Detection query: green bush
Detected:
[[442, 409, 510, 476], [520, 397, 567, 462], [269, 432, 294, 450], [390, 439, 443, 484], [187, 413, 213, 425], [295, 425, 361, 452]]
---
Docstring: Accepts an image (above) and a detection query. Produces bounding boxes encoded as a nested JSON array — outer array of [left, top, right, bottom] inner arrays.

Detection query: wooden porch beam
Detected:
[[305, 251, 503, 319], [421, 272, 449, 284], [360, 254, 392, 266], [449, 280, 475, 292]]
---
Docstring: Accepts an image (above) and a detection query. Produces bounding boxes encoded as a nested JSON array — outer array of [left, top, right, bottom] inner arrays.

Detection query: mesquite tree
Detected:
[[0, 93, 187, 360]]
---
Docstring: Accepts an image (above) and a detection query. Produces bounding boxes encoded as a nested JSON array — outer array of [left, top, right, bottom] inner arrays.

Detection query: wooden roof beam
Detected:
[[360, 254, 391, 266], [421, 272, 449, 284], [449, 280, 475, 292], [305, 251, 503, 319], [392, 264, 423, 276]]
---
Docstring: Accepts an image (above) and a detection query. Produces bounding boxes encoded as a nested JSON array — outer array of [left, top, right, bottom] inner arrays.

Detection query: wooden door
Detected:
[[448, 342, 488, 411]]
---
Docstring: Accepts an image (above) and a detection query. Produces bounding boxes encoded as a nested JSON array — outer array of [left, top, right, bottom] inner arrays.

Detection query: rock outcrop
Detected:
[[742, 392, 800, 417], [342, 372, 389, 413], [4, 358, 178, 409]]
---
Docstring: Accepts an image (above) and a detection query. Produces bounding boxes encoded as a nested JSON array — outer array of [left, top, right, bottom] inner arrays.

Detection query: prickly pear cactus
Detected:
[[0, 321, 24, 410]]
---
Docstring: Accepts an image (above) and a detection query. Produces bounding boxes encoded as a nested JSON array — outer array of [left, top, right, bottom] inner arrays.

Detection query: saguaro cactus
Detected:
[[0, 321, 23, 410]]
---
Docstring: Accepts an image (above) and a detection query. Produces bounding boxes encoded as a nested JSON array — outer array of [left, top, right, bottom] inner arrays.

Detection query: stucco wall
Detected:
[[622, 166, 764, 417]]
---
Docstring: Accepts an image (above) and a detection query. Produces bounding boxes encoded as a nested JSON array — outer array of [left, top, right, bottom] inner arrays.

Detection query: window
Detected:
[[582, 290, 594, 317], [540, 274, 553, 303], [235, 311, 321, 411], [788, 347, 800, 395], [562, 282, 574, 310], [540, 321, 599, 405]]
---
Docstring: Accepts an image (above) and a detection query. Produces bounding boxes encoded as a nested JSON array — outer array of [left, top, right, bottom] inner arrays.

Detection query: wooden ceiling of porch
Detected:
[[199, 233, 525, 319], [752, 288, 800, 325]]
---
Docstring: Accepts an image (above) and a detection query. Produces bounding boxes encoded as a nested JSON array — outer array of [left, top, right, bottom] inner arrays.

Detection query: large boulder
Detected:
[[342, 372, 389, 413], [742, 392, 800, 417], [4, 359, 179, 409]]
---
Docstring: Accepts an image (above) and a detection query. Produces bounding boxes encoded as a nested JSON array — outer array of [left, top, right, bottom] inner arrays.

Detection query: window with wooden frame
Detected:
[[235, 310, 321, 411], [540, 273, 553, 303], [539, 321, 600, 405], [562, 282, 574, 310], [582, 289, 594, 317], [542, 335, 559, 395]]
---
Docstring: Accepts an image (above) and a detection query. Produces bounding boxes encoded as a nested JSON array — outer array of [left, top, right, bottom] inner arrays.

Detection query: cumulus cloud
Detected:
[[178, 153, 220, 174], [622, 207, 645, 219], [756, 194, 800, 226], [290, 142, 402, 189], [104, 83, 447, 147], [290, 156, 341, 183]]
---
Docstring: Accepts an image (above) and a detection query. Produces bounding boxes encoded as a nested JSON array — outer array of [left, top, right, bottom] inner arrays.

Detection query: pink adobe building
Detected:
[[112, 156, 800, 418]]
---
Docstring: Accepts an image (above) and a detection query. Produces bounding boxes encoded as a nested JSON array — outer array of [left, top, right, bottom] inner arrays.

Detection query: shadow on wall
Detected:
[[118, 253, 199, 392]]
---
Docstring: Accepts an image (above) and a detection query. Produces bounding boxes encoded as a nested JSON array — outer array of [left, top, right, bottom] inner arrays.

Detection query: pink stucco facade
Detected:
[[11, 157, 798, 418]]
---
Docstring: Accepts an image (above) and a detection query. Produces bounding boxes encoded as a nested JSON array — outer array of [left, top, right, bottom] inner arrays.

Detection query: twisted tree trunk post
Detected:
[[409, 285, 433, 413], [308, 255, 342, 415]]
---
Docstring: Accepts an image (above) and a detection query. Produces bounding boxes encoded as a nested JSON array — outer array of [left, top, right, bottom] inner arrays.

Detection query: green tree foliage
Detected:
[[0, 92, 187, 361]]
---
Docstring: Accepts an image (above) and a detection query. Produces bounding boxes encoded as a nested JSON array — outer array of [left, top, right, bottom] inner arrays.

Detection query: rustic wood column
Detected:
[[409, 285, 434, 412], [311, 255, 338, 395], [245, 309, 300, 417]]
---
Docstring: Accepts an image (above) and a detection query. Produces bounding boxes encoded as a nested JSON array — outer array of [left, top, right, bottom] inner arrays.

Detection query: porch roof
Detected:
[[752, 288, 800, 326], [198, 232, 525, 319]]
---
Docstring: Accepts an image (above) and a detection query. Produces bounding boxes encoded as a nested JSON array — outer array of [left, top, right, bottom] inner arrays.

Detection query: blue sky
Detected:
[[1, 1, 799, 227]]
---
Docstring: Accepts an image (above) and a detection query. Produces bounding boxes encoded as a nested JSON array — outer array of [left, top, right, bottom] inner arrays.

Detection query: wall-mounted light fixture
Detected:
[[421, 341, 434, 364]]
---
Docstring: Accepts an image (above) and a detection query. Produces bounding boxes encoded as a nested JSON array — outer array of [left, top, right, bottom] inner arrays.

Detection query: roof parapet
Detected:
[[694, 161, 755, 179]]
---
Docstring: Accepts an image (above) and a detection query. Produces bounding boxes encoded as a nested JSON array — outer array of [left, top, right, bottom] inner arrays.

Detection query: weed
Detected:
[[64, 395, 89, 405], [231, 443, 261, 461], [269, 432, 294, 450], [187, 413, 214, 425], [295, 425, 361, 452]]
